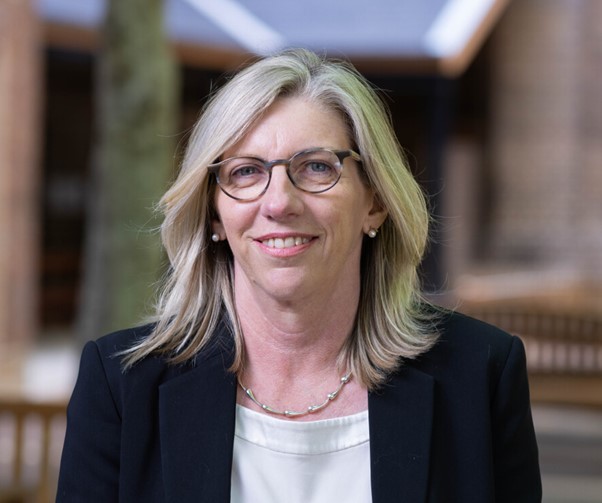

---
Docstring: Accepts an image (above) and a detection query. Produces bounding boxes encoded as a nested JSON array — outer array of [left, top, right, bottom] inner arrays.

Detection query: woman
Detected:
[[57, 49, 541, 502]]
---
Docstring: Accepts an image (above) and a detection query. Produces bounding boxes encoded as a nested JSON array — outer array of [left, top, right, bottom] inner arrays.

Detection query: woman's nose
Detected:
[[260, 165, 304, 219]]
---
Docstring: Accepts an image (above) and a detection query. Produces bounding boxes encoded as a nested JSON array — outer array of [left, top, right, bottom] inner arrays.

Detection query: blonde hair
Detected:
[[121, 49, 439, 390]]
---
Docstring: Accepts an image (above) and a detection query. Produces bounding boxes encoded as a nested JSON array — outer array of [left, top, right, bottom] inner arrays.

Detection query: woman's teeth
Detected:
[[262, 237, 310, 249]]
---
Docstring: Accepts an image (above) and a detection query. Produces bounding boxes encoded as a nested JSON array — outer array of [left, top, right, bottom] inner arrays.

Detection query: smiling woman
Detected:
[[124, 49, 435, 389], [56, 49, 541, 502]]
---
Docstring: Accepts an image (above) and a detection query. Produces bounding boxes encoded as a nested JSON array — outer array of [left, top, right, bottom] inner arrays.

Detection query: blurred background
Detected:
[[0, 0, 600, 501]]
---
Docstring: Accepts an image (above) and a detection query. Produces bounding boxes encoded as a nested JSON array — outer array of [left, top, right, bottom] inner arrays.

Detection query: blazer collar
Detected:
[[369, 364, 434, 503], [158, 327, 237, 503]]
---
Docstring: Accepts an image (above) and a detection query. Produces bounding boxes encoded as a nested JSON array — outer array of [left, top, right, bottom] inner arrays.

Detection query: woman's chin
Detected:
[[255, 272, 319, 304]]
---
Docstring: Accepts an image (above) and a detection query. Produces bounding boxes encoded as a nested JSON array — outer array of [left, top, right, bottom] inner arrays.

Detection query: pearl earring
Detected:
[[368, 228, 378, 238], [211, 233, 220, 242]]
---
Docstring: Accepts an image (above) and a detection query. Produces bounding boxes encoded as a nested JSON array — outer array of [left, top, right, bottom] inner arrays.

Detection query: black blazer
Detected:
[[57, 310, 541, 502]]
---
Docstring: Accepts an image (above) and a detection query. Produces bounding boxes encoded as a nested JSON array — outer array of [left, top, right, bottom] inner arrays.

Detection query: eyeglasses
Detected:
[[208, 148, 362, 201]]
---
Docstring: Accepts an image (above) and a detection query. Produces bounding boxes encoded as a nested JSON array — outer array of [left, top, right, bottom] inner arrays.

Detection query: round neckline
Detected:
[[235, 404, 370, 455]]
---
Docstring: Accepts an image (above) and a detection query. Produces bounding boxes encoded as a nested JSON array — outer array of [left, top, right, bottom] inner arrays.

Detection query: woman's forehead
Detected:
[[223, 97, 351, 158]]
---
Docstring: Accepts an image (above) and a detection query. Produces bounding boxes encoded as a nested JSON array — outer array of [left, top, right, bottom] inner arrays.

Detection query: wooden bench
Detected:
[[0, 398, 66, 503]]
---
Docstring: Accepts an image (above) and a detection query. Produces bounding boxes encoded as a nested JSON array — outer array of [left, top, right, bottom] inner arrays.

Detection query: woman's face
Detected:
[[212, 96, 387, 305]]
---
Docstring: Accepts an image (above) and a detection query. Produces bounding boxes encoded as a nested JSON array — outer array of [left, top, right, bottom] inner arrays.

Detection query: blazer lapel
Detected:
[[159, 343, 237, 503], [369, 365, 434, 503]]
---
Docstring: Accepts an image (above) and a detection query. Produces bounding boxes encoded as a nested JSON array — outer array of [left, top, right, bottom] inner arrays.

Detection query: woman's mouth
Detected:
[[261, 236, 311, 249]]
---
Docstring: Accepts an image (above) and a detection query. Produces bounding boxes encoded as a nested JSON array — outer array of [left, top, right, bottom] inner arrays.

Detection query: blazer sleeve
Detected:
[[491, 335, 542, 502], [56, 340, 122, 502]]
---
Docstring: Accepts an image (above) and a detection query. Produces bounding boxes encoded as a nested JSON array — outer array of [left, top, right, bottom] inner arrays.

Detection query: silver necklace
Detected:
[[238, 372, 352, 418]]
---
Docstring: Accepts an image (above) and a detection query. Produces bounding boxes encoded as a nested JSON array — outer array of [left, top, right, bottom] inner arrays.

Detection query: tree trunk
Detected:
[[78, 0, 178, 340]]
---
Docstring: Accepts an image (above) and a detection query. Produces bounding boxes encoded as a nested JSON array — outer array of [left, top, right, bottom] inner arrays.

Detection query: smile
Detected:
[[261, 237, 311, 249]]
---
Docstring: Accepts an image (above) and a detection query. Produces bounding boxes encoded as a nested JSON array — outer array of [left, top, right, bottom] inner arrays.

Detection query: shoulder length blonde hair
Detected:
[[121, 49, 439, 390]]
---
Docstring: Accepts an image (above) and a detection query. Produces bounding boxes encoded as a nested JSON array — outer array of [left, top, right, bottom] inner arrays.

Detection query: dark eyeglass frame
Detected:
[[207, 147, 362, 201]]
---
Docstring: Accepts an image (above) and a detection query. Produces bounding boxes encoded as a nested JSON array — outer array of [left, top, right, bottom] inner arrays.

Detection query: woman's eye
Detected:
[[231, 165, 261, 178], [305, 162, 332, 173]]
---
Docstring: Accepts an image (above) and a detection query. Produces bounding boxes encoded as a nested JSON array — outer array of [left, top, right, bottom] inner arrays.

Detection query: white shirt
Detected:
[[231, 405, 372, 503]]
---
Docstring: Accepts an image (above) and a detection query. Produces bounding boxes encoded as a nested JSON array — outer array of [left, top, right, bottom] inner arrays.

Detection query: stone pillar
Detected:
[[574, 0, 602, 282], [0, 0, 42, 354], [486, 0, 583, 267], [485, 0, 602, 283]]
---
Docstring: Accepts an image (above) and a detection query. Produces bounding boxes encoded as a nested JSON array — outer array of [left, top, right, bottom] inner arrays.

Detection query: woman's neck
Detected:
[[234, 273, 359, 375], [232, 272, 367, 419]]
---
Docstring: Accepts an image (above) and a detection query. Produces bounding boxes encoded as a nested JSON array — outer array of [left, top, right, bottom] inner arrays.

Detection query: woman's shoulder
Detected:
[[82, 324, 161, 377], [93, 323, 157, 358], [402, 307, 529, 401], [434, 307, 515, 346], [75, 324, 172, 395], [416, 306, 523, 372], [82, 320, 233, 386]]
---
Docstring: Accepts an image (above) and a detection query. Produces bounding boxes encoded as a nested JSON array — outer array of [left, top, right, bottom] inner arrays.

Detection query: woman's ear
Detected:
[[363, 193, 388, 235], [209, 187, 225, 239]]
